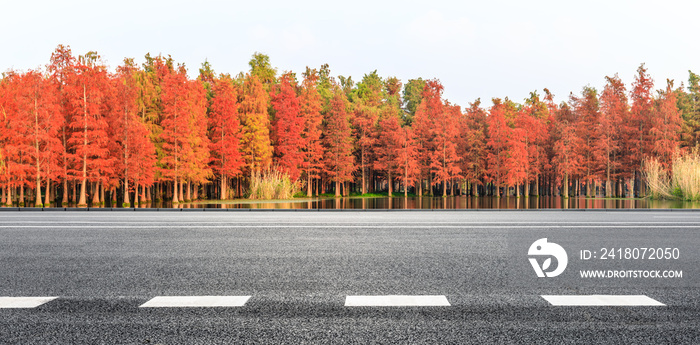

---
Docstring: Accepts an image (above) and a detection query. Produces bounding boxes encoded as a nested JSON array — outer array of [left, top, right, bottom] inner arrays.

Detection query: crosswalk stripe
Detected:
[[345, 295, 450, 307], [541, 295, 665, 306], [0, 297, 57, 308], [139, 296, 251, 308]]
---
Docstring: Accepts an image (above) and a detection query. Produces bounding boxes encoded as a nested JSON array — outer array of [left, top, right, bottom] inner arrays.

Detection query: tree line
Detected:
[[1, 45, 698, 206]]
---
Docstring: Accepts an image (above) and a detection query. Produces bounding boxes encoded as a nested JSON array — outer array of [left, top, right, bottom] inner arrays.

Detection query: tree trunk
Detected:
[[628, 177, 634, 198], [91, 182, 99, 206], [62, 179, 68, 205], [35, 177, 42, 207], [335, 180, 340, 197], [123, 176, 130, 207], [524, 182, 530, 198], [44, 179, 51, 207], [111, 186, 117, 206], [307, 175, 312, 197], [428, 174, 433, 196], [17, 185, 24, 206], [388, 171, 393, 197], [361, 149, 366, 194], [100, 181, 105, 205], [173, 178, 179, 203], [221, 175, 227, 200], [563, 174, 569, 198]]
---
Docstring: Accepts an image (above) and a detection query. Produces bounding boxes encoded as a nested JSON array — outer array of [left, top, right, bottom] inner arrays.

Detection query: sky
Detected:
[[2, 0, 699, 108]]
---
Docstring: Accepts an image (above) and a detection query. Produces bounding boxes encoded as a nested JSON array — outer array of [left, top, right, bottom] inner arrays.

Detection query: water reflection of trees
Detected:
[[42, 196, 700, 210]]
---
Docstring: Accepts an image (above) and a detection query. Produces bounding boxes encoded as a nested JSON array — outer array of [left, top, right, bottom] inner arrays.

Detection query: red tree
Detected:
[[486, 99, 513, 196], [323, 87, 355, 196], [0, 72, 33, 206], [629, 63, 654, 195], [571, 87, 600, 196], [651, 80, 682, 168], [299, 68, 324, 196], [160, 66, 192, 203], [375, 115, 403, 196], [18, 70, 62, 207], [412, 79, 446, 196], [397, 125, 420, 197], [271, 72, 304, 181], [460, 100, 487, 196], [240, 74, 273, 179], [66, 52, 112, 206], [552, 104, 583, 197], [209, 75, 244, 199], [430, 103, 462, 196], [47, 44, 76, 205], [517, 92, 549, 197], [597, 75, 628, 196], [184, 79, 211, 201], [112, 58, 156, 206]]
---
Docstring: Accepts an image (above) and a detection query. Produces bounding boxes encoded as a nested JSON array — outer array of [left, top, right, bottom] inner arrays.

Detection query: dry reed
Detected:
[[248, 169, 299, 200], [644, 150, 700, 201]]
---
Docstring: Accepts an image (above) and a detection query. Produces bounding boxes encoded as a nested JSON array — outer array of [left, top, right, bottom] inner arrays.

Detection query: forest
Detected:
[[1, 45, 699, 207]]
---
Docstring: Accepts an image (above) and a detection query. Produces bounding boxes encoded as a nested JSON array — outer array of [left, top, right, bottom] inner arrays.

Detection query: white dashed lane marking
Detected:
[[139, 296, 251, 308], [345, 295, 451, 307], [541, 295, 665, 306], [0, 295, 669, 308], [0, 297, 57, 308]]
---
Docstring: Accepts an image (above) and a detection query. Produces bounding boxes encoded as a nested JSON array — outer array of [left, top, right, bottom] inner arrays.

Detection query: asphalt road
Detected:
[[0, 210, 699, 344]]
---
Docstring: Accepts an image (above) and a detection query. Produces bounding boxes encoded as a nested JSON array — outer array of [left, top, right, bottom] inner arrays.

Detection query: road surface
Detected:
[[0, 210, 698, 344]]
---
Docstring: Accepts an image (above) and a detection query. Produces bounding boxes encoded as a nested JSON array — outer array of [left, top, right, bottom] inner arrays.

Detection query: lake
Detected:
[[61, 196, 700, 209]]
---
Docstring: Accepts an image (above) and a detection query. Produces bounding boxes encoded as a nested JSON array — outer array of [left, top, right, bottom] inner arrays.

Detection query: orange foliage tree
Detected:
[[19, 70, 62, 207], [209, 75, 244, 200], [571, 86, 600, 196], [459, 100, 487, 196], [651, 80, 682, 168], [111, 58, 156, 206], [240, 74, 272, 179], [271, 72, 304, 181], [67, 52, 112, 206], [323, 87, 355, 196], [597, 75, 628, 196]]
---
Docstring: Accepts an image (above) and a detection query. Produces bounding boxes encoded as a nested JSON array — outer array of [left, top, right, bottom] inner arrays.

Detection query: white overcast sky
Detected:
[[2, 0, 699, 107]]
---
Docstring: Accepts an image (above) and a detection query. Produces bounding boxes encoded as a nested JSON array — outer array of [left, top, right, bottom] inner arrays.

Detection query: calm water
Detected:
[[45, 196, 700, 210]]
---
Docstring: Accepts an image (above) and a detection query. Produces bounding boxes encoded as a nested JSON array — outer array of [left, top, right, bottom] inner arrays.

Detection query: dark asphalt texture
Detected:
[[0, 210, 699, 344]]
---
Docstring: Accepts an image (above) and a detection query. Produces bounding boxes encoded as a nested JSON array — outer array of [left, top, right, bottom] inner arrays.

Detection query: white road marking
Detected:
[[4, 221, 700, 224], [345, 295, 450, 307], [0, 297, 57, 308], [541, 295, 665, 306], [139, 296, 251, 308], [653, 216, 700, 218], [1, 225, 699, 228]]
